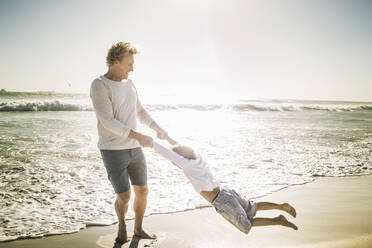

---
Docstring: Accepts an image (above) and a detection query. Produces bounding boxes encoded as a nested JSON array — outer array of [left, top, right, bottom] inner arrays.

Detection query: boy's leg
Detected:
[[212, 189, 253, 234], [252, 215, 298, 230], [257, 202, 296, 217], [230, 189, 257, 219]]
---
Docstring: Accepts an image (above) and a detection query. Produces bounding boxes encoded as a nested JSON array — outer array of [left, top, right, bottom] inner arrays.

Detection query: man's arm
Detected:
[[130, 80, 168, 139], [128, 129, 153, 148], [150, 121, 168, 139]]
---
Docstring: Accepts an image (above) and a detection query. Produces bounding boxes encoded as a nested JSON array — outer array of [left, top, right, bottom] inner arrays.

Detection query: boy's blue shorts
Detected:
[[212, 188, 257, 234]]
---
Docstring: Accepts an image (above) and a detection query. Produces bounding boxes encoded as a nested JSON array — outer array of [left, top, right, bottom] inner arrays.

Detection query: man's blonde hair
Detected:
[[106, 42, 139, 66], [172, 145, 197, 159]]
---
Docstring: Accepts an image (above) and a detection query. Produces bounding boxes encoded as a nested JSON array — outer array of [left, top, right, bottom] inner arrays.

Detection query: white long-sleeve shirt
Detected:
[[90, 75, 154, 149], [153, 142, 220, 193]]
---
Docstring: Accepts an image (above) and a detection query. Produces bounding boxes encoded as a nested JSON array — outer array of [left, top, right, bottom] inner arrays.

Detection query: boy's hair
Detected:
[[106, 42, 139, 66], [172, 145, 197, 159]]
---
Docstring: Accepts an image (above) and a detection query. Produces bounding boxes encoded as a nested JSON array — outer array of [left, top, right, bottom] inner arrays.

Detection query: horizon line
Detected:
[[1, 88, 372, 103]]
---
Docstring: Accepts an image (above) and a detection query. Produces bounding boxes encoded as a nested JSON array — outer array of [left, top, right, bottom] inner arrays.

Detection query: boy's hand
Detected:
[[156, 129, 168, 140]]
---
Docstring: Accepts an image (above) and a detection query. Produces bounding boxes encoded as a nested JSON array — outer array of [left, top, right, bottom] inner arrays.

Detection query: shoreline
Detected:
[[1, 174, 372, 248], [0, 177, 315, 243]]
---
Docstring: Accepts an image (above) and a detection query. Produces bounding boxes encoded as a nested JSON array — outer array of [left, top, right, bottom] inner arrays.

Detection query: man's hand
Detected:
[[129, 130, 153, 148], [137, 134, 153, 148], [150, 122, 168, 140]]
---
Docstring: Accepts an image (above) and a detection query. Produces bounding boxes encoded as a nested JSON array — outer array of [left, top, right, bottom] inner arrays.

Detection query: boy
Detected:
[[152, 137, 298, 234]]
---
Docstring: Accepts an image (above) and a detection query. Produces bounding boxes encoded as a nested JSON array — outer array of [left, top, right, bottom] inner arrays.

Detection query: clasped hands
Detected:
[[136, 127, 175, 148]]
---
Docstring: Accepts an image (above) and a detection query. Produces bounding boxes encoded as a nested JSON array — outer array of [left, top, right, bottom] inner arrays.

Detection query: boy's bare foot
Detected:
[[134, 229, 157, 239], [281, 203, 297, 218], [275, 215, 298, 230], [116, 223, 128, 243]]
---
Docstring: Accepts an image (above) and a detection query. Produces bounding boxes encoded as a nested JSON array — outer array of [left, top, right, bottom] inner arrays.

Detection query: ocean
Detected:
[[1, 91, 371, 242]]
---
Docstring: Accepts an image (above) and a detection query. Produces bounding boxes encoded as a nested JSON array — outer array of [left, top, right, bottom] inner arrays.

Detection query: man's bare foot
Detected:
[[275, 215, 298, 230], [134, 229, 157, 239], [116, 223, 128, 243], [281, 203, 297, 218]]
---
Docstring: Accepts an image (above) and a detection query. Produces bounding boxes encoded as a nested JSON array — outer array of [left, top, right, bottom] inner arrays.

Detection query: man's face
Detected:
[[114, 53, 134, 80]]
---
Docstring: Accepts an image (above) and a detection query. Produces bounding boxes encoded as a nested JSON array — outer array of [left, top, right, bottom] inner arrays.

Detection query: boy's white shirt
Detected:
[[152, 141, 220, 193]]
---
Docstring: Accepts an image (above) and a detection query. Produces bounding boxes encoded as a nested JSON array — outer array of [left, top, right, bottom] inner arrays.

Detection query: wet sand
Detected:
[[1, 175, 372, 248]]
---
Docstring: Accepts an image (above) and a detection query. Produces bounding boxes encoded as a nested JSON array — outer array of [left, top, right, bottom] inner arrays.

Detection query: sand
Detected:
[[1, 175, 372, 248]]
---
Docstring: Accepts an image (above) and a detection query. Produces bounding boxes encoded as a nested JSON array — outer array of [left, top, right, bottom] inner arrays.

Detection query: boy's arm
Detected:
[[166, 136, 178, 146], [153, 141, 190, 168]]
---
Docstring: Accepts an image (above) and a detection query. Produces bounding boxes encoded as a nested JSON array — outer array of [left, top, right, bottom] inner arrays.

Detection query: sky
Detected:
[[0, 0, 371, 102]]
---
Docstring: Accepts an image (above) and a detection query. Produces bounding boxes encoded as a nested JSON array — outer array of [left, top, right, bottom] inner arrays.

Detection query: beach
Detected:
[[2, 174, 372, 248]]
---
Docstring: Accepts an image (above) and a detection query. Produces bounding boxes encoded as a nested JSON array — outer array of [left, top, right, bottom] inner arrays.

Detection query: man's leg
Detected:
[[252, 215, 298, 230], [132, 185, 157, 239], [115, 190, 131, 242], [256, 202, 297, 217], [100, 149, 132, 243], [127, 147, 156, 239]]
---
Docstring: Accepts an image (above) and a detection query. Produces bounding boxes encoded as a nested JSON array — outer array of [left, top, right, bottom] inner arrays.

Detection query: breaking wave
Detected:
[[231, 103, 372, 112], [0, 101, 92, 112], [0, 101, 371, 112]]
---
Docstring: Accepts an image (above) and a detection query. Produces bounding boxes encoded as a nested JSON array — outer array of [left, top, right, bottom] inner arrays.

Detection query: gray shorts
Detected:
[[212, 188, 257, 234], [100, 147, 147, 194]]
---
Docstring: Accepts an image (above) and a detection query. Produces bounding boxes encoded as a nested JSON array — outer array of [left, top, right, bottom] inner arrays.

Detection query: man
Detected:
[[90, 42, 167, 244]]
